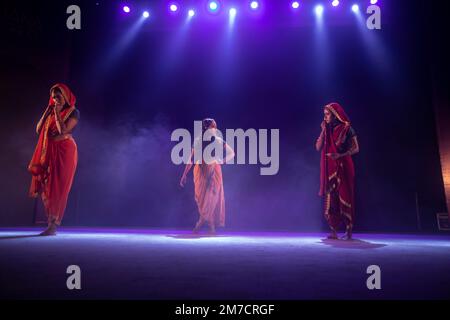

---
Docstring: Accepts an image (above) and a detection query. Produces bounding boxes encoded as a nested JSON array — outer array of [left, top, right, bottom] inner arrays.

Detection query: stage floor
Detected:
[[0, 228, 449, 300]]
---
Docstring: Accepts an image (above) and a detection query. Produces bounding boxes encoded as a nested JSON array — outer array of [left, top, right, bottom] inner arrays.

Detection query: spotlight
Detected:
[[188, 9, 195, 17], [229, 8, 237, 17], [332, 0, 339, 7], [291, 1, 300, 9], [208, 1, 220, 12], [351, 4, 359, 12], [169, 4, 178, 12], [123, 6, 130, 13], [143, 11, 150, 18], [370, 0, 378, 4], [315, 5, 324, 15], [250, 1, 259, 10]]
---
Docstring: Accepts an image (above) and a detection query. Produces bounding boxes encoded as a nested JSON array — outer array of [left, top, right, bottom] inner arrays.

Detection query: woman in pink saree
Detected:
[[180, 119, 235, 234]]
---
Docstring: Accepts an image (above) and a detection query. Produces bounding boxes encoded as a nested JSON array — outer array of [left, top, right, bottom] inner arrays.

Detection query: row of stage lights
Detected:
[[122, 1, 380, 19]]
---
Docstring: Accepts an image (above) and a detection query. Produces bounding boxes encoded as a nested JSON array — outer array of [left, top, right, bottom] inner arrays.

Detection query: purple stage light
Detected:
[[250, 1, 259, 10], [370, 0, 378, 4], [332, 0, 340, 7], [123, 6, 130, 13], [229, 8, 237, 17], [292, 1, 300, 9], [188, 9, 195, 18], [352, 4, 359, 12], [143, 11, 150, 18], [208, 1, 220, 13], [169, 4, 178, 12]]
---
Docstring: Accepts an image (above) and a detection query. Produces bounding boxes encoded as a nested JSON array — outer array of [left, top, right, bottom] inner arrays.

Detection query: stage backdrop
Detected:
[[0, 1, 446, 232]]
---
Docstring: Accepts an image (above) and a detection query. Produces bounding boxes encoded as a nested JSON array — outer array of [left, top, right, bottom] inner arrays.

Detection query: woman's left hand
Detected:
[[326, 153, 342, 160], [179, 175, 187, 188]]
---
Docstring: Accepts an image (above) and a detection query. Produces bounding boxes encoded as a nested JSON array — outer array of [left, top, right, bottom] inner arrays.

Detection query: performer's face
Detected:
[[323, 108, 334, 124], [51, 90, 65, 107]]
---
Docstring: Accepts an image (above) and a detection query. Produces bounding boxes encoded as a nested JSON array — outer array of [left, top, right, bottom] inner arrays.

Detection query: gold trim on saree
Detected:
[[324, 193, 331, 218], [341, 210, 353, 223], [339, 196, 352, 208], [328, 171, 338, 181]]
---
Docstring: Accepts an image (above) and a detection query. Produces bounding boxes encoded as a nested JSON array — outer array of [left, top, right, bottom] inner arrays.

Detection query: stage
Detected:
[[0, 228, 449, 300]]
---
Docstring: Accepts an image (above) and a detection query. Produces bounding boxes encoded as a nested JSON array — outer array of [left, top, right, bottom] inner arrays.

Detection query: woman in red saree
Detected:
[[28, 84, 79, 236], [316, 103, 359, 240], [179, 119, 235, 235]]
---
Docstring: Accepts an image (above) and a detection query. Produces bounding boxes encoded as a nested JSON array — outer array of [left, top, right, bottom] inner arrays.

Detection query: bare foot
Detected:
[[327, 231, 338, 240], [192, 219, 204, 234], [40, 224, 57, 236], [341, 228, 353, 241]]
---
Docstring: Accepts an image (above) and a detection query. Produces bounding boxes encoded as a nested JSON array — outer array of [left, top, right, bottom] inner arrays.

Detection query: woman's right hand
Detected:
[[179, 175, 187, 188], [321, 121, 326, 131]]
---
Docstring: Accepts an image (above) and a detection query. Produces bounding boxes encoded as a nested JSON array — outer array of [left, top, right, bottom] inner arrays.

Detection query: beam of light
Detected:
[[142, 11, 150, 18], [315, 4, 324, 16], [122, 6, 130, 13], [332, 0, 339, 7], [312, 1, 329, 84], [152, 3, 197, 90], [250, 1, 259, 10], [211, 3, 238, 98], [352, 1, 392, 78], [228, 7, 237, 29], [291, 1, 300, 9], [95, 15, 147, 82], [370, 0, 378, 4]]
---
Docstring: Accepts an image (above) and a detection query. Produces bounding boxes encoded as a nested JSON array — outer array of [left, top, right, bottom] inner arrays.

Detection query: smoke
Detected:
[[71, 114, 194, 228], [1, 110, 326, 231]]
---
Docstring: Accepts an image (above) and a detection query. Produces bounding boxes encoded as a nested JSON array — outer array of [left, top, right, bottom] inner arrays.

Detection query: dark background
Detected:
[[0, 0, 447, 232]]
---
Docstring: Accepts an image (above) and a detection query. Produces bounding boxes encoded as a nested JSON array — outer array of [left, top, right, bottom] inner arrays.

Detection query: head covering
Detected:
[[324, 102, 350, 125], [49, 83, 77, 108], [202, 118, 217, 131]]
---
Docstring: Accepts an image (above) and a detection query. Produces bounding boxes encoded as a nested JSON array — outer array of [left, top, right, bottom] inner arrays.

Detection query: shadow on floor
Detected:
[[319, 238, 387, 249], [0, 234, 43, 240]]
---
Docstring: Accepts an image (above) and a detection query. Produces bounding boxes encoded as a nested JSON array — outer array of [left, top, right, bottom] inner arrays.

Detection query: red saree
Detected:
[[319, 103, 355, 231], [28, 84, 78, 225]]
